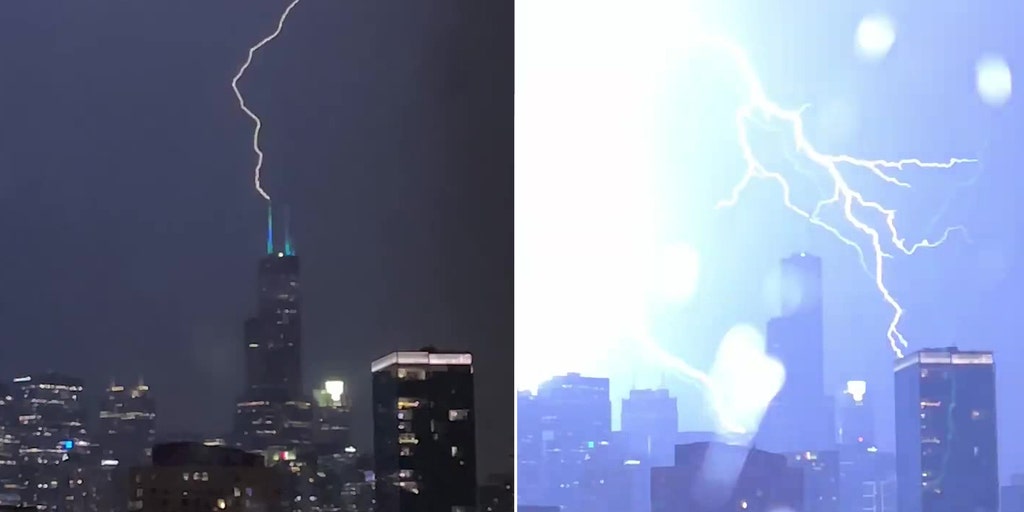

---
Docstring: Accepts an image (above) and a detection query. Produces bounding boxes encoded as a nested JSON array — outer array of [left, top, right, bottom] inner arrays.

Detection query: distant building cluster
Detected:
[[517, 253, 1003, 512], [2, 221, 504, 512]]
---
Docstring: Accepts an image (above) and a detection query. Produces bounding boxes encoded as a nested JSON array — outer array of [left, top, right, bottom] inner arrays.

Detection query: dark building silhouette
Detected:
[[758, 253, 834, 453], [787, 450, 840, 512], [894, 347, 999, 512], [129, 442, 280, 512], [97, 380, 157, 466], [837, 380, 888, 512], [95, 380, 157, 512], [621, 388, 677, 466], [651, 441, 803, 512], [522, 373, 612, 512], [313, 380, 352, 454], [234, 207, 314, 454], [12, 373, 94, 512], [514, 391, 542, 506], [0, 385, 19, 507], [478, 474, 512, 512], [372, 349, 476, 512]]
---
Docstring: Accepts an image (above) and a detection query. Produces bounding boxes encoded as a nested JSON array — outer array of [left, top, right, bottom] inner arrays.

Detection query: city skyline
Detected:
[[0, 0, 512, 480]]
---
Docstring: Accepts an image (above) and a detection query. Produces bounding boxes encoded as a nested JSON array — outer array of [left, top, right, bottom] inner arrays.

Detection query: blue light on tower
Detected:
[[61, 440, 74, 451]]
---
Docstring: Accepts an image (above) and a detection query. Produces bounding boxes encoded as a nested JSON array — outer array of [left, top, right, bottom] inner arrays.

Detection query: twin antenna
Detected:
[[266, 203, 295, 256]]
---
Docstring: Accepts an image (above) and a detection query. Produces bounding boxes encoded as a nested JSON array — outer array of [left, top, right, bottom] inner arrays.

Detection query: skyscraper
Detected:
[[620, 388, 677, 466], [95, 380, 156, 512], [758, 253, 834, 453], [528, 373, 612, 512], [234, 207, 311, 453], [12, 373, 93, 512], [894, 347, 999, 512], [0, 384, 19, 507], [313, 380, 352, 454], [836, 380, 887, 512], [371, 349, 477, 512], [98, 380, 157, 467]]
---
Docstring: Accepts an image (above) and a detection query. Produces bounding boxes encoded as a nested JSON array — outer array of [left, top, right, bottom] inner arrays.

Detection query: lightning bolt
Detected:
[[231, 0, 302, 201], [697, 33, 977, 359]]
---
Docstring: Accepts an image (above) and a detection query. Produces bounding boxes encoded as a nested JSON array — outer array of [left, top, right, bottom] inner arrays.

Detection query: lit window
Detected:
[[397, 398, 421, 410], [448, 409, 470, 421], [400, 446, 413, 457], [451, 446, 460, 457], [182, 473, 189, 481], [398, 433, 419, 445], [396, 368, 427, 380]]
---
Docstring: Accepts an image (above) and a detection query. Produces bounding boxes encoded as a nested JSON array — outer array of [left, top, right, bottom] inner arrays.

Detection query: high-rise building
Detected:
[[98, 380, 157, 467], [515, 391, 542, 507], [234, 208, 312, 454], [95, 380, 156, 512], [894, 347, 999, 512], [837, 380, 873, 447], [621, 388, 677, 466], [0, 385, 20, 507], [128, 442, 281, 512], [313, 380, 352, 454], [758, 253, 834, 453], [787, 450, 840, 512], [12, 373, 93, 512], [837, 380, 886, 512], [519, 373, 612, 512], [371, 349, 476, 512], [651, 441, 803, 512]]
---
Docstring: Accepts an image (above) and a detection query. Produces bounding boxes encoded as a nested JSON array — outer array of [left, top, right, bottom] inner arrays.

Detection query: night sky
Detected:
[[0, 1, 512, 477]]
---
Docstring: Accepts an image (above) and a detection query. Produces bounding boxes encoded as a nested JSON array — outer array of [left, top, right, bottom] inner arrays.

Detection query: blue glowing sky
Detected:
[[516, 0, 1021, 478]]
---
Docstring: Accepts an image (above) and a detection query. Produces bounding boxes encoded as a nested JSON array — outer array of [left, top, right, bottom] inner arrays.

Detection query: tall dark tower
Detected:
[[245, 204, 302, 397], [894, 347, 998, 512], [235, 205, 312, 454], [758, 253, 834, 453]]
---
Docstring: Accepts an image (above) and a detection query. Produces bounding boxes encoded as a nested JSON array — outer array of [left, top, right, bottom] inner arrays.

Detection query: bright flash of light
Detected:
[[845, 380, 867, 402], [231, 0, 302, 201], [516, 1, 974, 429], [975, 55, 1013, 107], [855, 14, 896, 62], [708, 30, 976, 359]]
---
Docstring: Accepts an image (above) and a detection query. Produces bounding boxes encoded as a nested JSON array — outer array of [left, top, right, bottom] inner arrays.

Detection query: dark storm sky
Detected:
[[0, 1, 512, 476]]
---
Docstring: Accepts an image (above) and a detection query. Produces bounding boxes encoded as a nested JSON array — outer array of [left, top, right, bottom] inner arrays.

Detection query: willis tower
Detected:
[[234, 205, 314, 453]]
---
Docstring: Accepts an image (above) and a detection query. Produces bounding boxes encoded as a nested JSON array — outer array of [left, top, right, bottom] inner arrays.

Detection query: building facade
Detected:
[[894, 347, 999, 512], [129, 442, 280, 512], [234, 223, 313, 454], [758, 253, 835, 454], [12, 373, 93, 512], [371, 349, 476, 512]]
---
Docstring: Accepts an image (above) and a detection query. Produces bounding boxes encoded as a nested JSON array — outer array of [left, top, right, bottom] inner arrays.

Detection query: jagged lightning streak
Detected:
[[696, 32, 977, 359], [231, 0, 302, 201]]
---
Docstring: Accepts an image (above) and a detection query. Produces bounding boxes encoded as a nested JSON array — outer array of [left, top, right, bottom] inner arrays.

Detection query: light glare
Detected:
[[855, 14, 896, 62], [975, 55, 1012, 107]]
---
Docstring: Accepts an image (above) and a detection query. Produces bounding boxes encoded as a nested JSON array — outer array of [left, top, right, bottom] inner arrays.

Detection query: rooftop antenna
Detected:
[[284, 204, 294, 256], [266, 203, 274, 255]]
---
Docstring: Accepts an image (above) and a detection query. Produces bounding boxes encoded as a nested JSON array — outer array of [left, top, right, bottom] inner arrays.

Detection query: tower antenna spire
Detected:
[[266, 203, 274, 255], [284, 204, 294, 256]]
